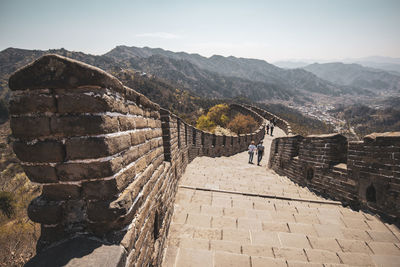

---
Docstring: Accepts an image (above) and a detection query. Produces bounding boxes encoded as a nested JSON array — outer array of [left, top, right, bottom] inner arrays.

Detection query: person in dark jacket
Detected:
[[270, 122, 274, 136], [256, 141, 265, 166]]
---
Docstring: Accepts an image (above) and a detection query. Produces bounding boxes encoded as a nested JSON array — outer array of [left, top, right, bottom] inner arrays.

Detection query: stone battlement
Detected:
[[268, 131, 400, 224], [8, 55, 265, 266]]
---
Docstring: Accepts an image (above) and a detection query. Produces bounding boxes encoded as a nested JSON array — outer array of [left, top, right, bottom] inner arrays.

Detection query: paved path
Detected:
[[162, 126, 400, 267]]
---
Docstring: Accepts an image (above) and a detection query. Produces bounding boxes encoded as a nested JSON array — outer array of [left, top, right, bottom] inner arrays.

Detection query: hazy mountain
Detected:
[[353, 62, 400, 74], [344, 56, 400, 65], [273, 61, 310, 69], [303, 62, 400, 92], [0, 46, 384, 115], [105, 45, 350, 97], [0, 46, 338, 108], [342, 56, 400, 74]]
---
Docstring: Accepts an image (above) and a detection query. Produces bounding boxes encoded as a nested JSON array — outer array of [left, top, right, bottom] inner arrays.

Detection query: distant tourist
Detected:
[[256, 141, 265, 166], [248, 141, 256, 164], [270, 122, 275, 136], [266, 123, 269, 135]]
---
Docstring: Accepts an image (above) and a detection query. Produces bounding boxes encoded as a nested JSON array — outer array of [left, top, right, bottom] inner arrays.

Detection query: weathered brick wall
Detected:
[[348, 133, 400, 221], [247, 105, 292, 135], [8, 55, 266, 266], [269, 131, 400, 223]]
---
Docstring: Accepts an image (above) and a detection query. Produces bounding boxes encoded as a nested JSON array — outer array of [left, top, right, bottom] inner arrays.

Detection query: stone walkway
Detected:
[[162, 127, 400, 267]]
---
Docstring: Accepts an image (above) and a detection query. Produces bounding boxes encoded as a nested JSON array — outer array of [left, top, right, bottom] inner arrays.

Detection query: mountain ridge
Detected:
[[1, 46, 397, 112], [303, 62, 400, 92]]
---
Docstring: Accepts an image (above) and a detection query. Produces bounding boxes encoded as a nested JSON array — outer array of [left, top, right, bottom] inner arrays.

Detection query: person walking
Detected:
[[266, 123, 269, 135], [270, 122, 275, 136], [248, 141, 256, 164], [256, 141, 265, 166]]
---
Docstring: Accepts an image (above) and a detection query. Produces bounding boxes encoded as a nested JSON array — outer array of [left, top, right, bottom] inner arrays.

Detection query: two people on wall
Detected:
[[266, 118, 275, 136], [248, 140, 264, 166], [248, 118, 273, 165]]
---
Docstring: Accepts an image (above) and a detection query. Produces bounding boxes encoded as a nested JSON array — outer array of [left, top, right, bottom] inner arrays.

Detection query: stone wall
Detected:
[[269, 132, 400, 224], [8, 54, 266, 266], [247, 105, 292, 135]]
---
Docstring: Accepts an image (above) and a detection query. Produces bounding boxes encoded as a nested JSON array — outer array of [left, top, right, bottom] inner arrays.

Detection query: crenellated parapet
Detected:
[[246, 105, 292, 135], [269, 131, 400, 223], [8, 55, 266, 266]]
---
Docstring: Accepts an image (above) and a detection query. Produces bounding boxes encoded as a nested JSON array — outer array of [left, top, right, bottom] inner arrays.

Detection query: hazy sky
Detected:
[[0, 0, 399, 62]]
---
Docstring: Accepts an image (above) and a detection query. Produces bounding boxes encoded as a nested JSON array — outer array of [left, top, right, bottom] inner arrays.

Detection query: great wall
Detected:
[[7, 55, 400, 266]]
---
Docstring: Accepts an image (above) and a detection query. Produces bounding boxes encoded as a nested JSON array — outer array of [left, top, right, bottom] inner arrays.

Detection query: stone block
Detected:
[[13, 140, 65, 163], [241, 244, 274, 257], [371, 254, 400, 267], [42, 184, 81, 201], [278, 232, 311, 249], [367, 230, 399, 242], [337, 252, 375, 266], [114, 163, 136, 190], [23, 164, 58, 183], [121, 146, 143, 166], [56, 161, 115, 181], [86, 199, 132, 223], [273, 247, 308, 262], [308, 236, 342, 253], [128, 104, 144, 116], [367, 241, 400, 255], [50, 115, 119, 136], [28, 196, 62, 224], [175, 248, 212, 267], [57, 93, 123, 114], [131, 131, 146, 146], [117, 116, 136, 131], [11, 116, 50, 138], [135, 117, 148, 129], [180, 238, 210, 250], [82, 179, 119, 200], [305, 249, 341, 264], [135, 156, 148, 174], [9, 94, 56, 115], [214, 251, 250, 267], [65, 134, 131, 160]]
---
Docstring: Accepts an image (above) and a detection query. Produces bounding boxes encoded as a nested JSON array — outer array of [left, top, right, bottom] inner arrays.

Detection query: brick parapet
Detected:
[[246, 105, 292, 135], [269, 131, 400, 223], [9, 55, 266, 266]]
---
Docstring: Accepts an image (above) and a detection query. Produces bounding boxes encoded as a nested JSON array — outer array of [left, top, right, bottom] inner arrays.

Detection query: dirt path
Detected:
[[162, 125, 400, 267]]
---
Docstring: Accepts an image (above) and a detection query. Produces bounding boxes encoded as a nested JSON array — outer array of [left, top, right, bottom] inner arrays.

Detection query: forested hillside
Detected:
[[329, 97, 400, 138]]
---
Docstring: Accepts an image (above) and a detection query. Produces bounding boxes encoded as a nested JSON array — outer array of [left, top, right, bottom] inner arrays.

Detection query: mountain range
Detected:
[[1, 46, 400, 121], [303, 62, 400, 92], [275, 56, 400, 74]]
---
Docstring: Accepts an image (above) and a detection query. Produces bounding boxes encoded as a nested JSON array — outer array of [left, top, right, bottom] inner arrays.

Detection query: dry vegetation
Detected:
[[196, 104, 258, 135], [0, 122, 40, 267]]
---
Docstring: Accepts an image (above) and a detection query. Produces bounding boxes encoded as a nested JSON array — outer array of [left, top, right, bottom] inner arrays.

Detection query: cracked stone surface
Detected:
[[162, 126, 400, 267]]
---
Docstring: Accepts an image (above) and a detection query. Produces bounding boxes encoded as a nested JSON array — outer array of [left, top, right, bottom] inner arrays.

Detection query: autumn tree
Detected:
[[196, 103, 230, 132], [227, 114, 258, 135], [196, 114, 216, 132], [207, 104, 229, 127]]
